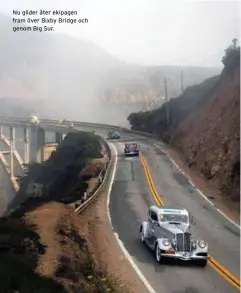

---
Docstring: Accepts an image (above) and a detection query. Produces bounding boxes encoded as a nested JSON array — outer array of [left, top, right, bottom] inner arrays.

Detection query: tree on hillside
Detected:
[[222, 38, 240, 67]]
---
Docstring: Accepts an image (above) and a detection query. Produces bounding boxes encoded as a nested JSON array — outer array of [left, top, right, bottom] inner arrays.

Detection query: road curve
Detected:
[[109, 138, 240, 293]]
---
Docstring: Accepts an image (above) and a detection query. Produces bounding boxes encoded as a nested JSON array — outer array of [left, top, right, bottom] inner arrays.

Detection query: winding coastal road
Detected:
[[108, 136, 240, 293], [0, 120, 239, 292]]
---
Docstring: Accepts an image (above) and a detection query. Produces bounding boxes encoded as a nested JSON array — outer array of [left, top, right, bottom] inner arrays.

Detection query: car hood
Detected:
[[161, 222, 190, 234]]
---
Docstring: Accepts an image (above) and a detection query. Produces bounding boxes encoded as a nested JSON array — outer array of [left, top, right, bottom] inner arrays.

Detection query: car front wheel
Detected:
[[155, 244, 162, 263], [140, 226, 145, 243]]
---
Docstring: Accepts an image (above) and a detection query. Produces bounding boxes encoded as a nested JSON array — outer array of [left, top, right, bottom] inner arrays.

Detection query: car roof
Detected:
[[149, 205, 188, 216]]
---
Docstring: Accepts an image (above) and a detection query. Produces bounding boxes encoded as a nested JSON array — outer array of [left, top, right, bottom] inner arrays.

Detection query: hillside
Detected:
[[0, 13, 220, 125], [172, 43, 240, 203], [128, 40, 240, 205]]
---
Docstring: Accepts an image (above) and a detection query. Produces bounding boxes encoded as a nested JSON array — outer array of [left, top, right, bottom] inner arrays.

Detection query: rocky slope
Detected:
[[172, 47, 240, 203], [128, 41, 240, 205], [0, 13, 220, 125]]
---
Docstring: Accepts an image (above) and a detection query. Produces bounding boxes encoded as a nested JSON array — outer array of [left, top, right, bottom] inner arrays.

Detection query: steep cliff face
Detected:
[[172, 64, 240, 202], [128, 42, 240, 204]]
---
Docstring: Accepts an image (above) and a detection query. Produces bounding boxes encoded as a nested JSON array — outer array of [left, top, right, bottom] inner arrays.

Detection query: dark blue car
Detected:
[[124, 143, 139, 156]]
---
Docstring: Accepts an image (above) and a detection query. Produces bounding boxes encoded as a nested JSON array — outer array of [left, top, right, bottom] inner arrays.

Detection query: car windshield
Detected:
[[160, 214, 188, 223]]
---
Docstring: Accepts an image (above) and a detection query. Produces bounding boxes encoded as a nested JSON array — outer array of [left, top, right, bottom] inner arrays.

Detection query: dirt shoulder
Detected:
[[159, 141, 240, 224], [77, 183, 147, 293]]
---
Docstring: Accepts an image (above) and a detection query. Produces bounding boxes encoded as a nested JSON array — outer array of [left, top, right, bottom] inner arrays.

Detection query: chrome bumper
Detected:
[[161, 252, 208, 261]]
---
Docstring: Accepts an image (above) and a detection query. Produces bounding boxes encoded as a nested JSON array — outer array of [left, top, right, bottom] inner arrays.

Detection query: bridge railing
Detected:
[[0, 116, 154, 138]]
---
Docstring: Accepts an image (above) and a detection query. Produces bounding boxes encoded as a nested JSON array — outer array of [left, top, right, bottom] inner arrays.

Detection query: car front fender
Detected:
[[155, 238, 170, 250], [140, 221, 149, 238]]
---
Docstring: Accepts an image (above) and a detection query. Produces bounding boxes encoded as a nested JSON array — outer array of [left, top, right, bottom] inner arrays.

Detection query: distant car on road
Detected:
[[107, 130, 120, 139], [124, 143, 139, 156], [140, 205, 208, 266], [69, 122, 74, 128]]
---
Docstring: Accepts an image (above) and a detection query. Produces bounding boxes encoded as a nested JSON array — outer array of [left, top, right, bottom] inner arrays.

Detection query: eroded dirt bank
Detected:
[[0, 198, 146, 293]]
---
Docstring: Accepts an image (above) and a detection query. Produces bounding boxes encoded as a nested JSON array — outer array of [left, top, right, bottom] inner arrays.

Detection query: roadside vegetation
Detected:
[[7, 131, 103, 212], [0, 131, 125, 293]]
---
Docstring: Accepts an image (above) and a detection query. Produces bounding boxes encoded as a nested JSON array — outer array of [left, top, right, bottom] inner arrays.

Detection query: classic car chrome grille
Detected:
[[176, 233, 191, 252]]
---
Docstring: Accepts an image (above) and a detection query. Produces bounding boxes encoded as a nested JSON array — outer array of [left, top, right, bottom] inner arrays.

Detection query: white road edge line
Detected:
[[154, 143, 241, 230], [107, 142, 157, 293]]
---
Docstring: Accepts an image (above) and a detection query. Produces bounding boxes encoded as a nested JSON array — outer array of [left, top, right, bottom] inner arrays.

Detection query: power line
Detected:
[[141, 92, 165, 111], [164, 77, 170, 128], [181, 70, 184, 93]]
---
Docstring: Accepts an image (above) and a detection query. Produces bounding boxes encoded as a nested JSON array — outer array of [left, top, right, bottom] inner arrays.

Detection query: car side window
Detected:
[[150, 211, 158, 222]]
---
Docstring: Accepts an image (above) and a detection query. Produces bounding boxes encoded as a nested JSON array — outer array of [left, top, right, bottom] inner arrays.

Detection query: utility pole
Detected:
[[164, 77, 170, 128], [181, 70, 184, 93]]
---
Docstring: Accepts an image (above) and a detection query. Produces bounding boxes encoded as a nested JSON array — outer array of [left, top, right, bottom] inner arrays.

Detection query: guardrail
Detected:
[[74, 139, 112, 213]]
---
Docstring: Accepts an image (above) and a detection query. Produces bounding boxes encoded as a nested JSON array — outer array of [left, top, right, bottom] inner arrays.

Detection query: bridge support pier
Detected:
[[30, 126, 45, 163], [23, 128, 29, 164], [36, 128, 45, 163], [9, 126, 15, 178]]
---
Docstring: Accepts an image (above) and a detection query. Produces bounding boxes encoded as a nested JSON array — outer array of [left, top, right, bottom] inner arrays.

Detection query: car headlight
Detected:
[[162, 239, 170, 246], [198, 240, 207, 248]]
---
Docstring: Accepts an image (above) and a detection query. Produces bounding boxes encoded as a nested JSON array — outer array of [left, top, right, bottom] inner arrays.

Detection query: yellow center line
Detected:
[[208, 256, 241, 290], [139, 152, 240, 291], [139, 153, 163, 206]]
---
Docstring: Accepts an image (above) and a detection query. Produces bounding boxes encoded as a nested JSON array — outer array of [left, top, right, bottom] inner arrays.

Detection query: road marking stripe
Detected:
[[139, 152, 240, 291], [209, 256, 240, 287], [139, 152, 163, 206], [107, 143, 157, 293], [139, 155, 161, 205], [153, 143, 240, 230], [208, 259, 240, 291]]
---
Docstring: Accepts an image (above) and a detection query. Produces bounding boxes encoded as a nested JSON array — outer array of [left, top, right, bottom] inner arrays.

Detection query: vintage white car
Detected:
[[140, 206, 208, 266], [28, 115, 39, 125]]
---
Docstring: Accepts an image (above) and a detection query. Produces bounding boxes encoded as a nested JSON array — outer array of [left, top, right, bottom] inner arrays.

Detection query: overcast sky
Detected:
[[0, 0, 240, 67]]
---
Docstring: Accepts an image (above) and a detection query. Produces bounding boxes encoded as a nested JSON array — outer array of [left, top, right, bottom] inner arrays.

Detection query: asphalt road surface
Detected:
[[109, 138, 240, 293]]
